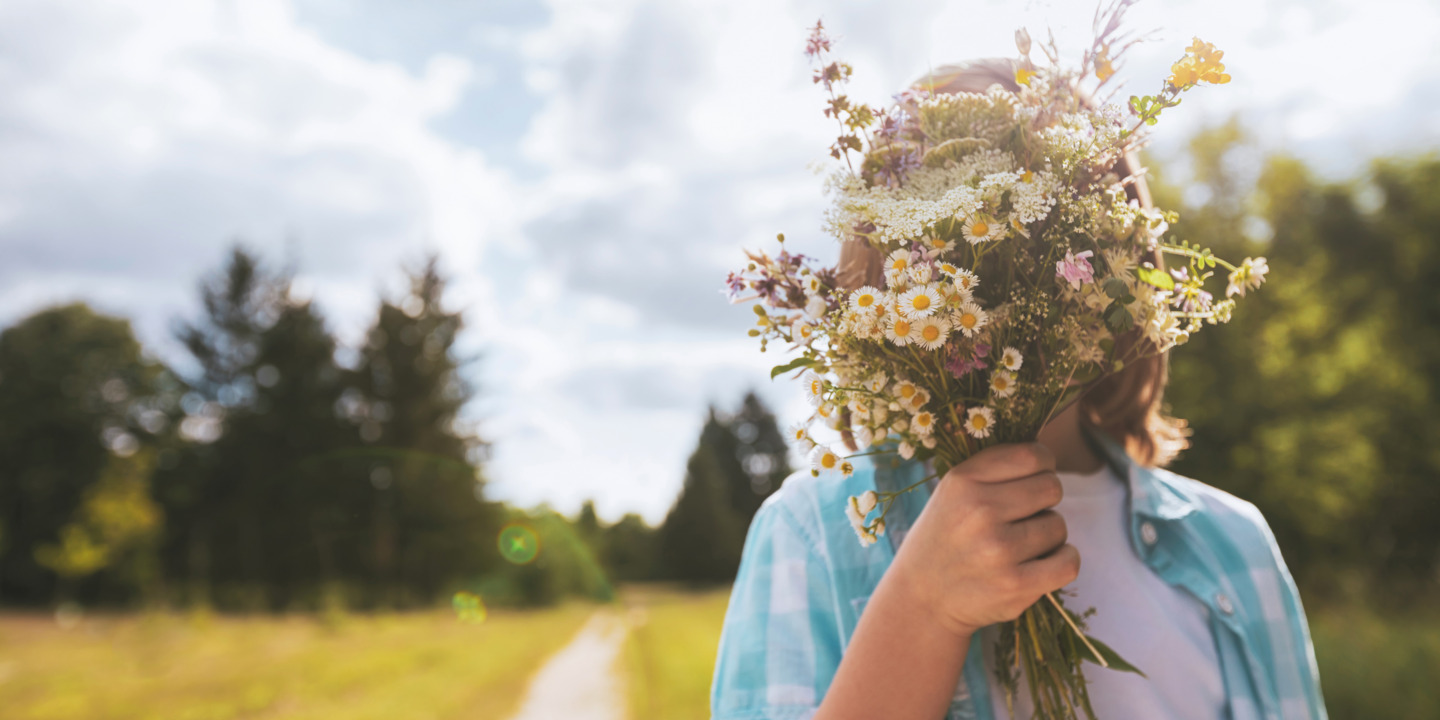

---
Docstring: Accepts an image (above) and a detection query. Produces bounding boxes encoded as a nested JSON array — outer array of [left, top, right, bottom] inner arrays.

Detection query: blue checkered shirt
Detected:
[[710, 430, 1327, 720]]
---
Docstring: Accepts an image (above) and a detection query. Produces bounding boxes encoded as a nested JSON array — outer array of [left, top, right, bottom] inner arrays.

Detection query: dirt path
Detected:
[[507, 610, 628, 720]]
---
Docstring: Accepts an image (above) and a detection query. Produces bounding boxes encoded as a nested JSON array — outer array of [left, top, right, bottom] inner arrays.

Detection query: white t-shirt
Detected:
[[987, 461, 1226, 720]]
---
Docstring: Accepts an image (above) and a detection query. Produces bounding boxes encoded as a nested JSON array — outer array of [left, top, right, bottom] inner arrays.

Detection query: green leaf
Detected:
[[1135, 266, 1175, 290], [1101, 277, 1130, 300], [1083, 635, 1146, 677], [770, 356, 819, 380]]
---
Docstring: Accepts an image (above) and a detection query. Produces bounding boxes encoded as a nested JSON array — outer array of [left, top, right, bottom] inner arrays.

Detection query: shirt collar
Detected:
[[1082, 424, 1201, 524]]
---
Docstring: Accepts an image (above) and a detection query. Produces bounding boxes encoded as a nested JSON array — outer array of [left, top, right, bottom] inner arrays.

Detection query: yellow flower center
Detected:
[[940, 264, 957, 275], [917, 413, 932, 427], [995, 376, 1009, 389], [892, 259, 907, 271], [911, 294, 930, 311], [821, 453, 837, 469], [930, 237, 946, 248], [921, 325, 940, 342], [971, 221, 989, 236], [971, 414, 988, 430], [810, 380, 822, 395], [898, 383, 916, 399], [857, 293, 874, 307], [960, 313, 977, 329], [1021, 170, 1034, 183], [894, 320, 911, 336]]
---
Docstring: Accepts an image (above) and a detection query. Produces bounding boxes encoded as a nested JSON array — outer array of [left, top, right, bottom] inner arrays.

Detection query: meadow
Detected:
[[0, 604, 593, 720], [0, 589, 1433, 720]]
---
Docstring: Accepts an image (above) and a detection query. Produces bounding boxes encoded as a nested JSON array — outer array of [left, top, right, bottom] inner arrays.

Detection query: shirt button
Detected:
[[1140, 521, 1158, 546], [1216, 593, 1235, 615]]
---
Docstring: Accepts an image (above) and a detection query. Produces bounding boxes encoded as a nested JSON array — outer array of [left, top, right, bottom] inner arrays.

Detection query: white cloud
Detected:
[[3, 0, 1438, 525]]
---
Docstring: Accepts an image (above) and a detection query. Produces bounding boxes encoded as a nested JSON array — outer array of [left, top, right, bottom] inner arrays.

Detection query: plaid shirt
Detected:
[[711, 429, 1327, 720]]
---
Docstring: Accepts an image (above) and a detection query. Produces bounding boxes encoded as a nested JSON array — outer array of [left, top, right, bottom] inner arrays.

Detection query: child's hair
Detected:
[[834, 58, 1189, 467]]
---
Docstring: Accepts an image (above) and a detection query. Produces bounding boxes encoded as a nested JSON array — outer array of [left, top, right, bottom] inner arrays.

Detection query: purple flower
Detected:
[[722, 272, 747, 302], [1056, 250, 1096, 290], [945, 343, 991, 378], [805, 21, 832, 58]]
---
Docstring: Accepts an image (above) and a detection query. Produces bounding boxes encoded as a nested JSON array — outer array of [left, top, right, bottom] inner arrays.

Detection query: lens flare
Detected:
[[452, 591, 487, 623], [498, 524, 539, 564]]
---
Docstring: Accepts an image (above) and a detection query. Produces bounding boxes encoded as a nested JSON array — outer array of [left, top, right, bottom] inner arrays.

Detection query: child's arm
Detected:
[[815, 443, 1079, 720]]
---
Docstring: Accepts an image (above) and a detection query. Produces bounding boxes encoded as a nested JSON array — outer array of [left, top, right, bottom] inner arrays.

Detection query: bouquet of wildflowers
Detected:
[[725, 2, 1266, 718]]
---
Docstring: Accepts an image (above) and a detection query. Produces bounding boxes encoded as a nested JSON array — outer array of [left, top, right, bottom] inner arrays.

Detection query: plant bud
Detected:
[[1015, 28, 1032, 56]]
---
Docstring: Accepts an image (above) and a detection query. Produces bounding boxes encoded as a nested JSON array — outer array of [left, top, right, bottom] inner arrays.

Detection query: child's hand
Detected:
[[889, 442, 1078, 638]]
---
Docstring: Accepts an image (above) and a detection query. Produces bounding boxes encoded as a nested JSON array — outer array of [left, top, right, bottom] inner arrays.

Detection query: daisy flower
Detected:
[[921, 436, 937, 449], [964, 406, 996, 439], [952, 268, 980, 296], [884, 249, 912, 283], [1009, 215, 1030, 239], [953, 302, 989, 337], [897, 285, 941, 319], [840, 461, 856, 478], [791, 318, 816, 343], [1000, 346, 1023, 372], [801, 370, 826, 407], [990, 369, 1017, 398], [892, 379, 919, 404], [898, 440, 916, 459], [804, 274, 823, 294], [908, 263, 934, 284], [906, 387, 931, 412], [849, 286, 882, 313], [864, 372, 889, 393], [913, 316, 951, 351], [886, 315, 917, 346], [938, 262, 962, 277], [788, 421, 817, 452], [810, 445, 842, 474], [963, 213, 999, 244], [912, 410, 937, 436], [924, 235, 955, 254]]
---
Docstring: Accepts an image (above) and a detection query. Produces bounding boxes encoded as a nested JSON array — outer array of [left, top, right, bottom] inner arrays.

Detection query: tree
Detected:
[[0, 304, 168, 605], [657, 392, 790, 584], [168, 246, 357, 609], [350, 256, 497, 605]]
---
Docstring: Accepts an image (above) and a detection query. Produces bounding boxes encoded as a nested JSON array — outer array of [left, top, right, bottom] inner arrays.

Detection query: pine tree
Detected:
[[352, 256, 495, 605]]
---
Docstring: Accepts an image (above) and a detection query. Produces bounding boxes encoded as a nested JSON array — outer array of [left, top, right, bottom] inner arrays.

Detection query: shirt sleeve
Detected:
[[1255, 512, 1329, 720], [711, 494, 844, 720]]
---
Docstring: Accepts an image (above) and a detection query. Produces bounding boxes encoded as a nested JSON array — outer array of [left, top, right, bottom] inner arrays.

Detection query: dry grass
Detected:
[[0, 604, 593, 720]]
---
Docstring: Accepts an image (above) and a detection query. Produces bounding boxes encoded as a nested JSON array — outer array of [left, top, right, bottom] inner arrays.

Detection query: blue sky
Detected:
[[2, 0, 1437, 522]]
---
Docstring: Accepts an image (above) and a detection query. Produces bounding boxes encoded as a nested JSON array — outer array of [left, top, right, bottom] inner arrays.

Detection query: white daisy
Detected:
[[849, 286, 882, 313], [937, 262, 962, 278], [990, 370, 1017, 398], [1009, 215, 1030, 239], [791, 318, 816, 343], [865, 372, 889, 393], [953, 302, 989, 337], [892, 379, 919, 404], [801, 370, 826, 407], [923, 235, 955, 254], [788, 421, 816, 452], [886, 315, 917, 346], [921, 436, 937, 449], [1000, 347, 1023, 371], [809, 445, 842, 474], [912, 410, 937, 436], [906, 387, 931, 413], [804, 274, 823, 294], [952, 269, 980, 296], [897, 441, 916, 459], [962, 213, 999, 244], [884, 249, 911, 281], [913, 316, 951, 351], [964, 406, 996, 439], [897, 286, 942, 319]]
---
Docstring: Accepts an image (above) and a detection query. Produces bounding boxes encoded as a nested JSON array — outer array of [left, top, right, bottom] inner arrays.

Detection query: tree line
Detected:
[[0, 245, 792, 610]]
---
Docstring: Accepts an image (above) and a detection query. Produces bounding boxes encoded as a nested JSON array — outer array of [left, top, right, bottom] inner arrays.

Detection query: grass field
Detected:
[[0, 604, 592, 720], [622, 586, 732, 720], [1310, 604, 1440, 720]]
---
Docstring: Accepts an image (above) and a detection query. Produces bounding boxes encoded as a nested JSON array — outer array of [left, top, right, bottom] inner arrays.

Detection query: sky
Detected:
[[2, 0, 1437, 523]]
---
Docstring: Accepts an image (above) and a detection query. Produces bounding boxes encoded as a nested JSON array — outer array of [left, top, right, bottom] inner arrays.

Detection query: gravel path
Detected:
[[507, 610, 628, 720]]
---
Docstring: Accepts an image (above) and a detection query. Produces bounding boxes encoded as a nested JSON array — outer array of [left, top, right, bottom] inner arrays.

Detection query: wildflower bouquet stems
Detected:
[[726, 3, 1267, 718]]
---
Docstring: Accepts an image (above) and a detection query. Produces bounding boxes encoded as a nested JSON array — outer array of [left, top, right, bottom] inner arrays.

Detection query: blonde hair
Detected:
[[835, 58, 1188, 467]]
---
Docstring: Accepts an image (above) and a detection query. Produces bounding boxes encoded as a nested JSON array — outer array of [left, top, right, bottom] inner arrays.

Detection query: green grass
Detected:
[[0, 604, 593, 720], [1311, 604, 1440, 720], [622, 585, 733, 720]]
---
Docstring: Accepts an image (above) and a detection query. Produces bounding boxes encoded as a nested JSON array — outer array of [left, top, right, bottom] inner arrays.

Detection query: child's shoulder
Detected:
[[1146, 464, 1281, 554]]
